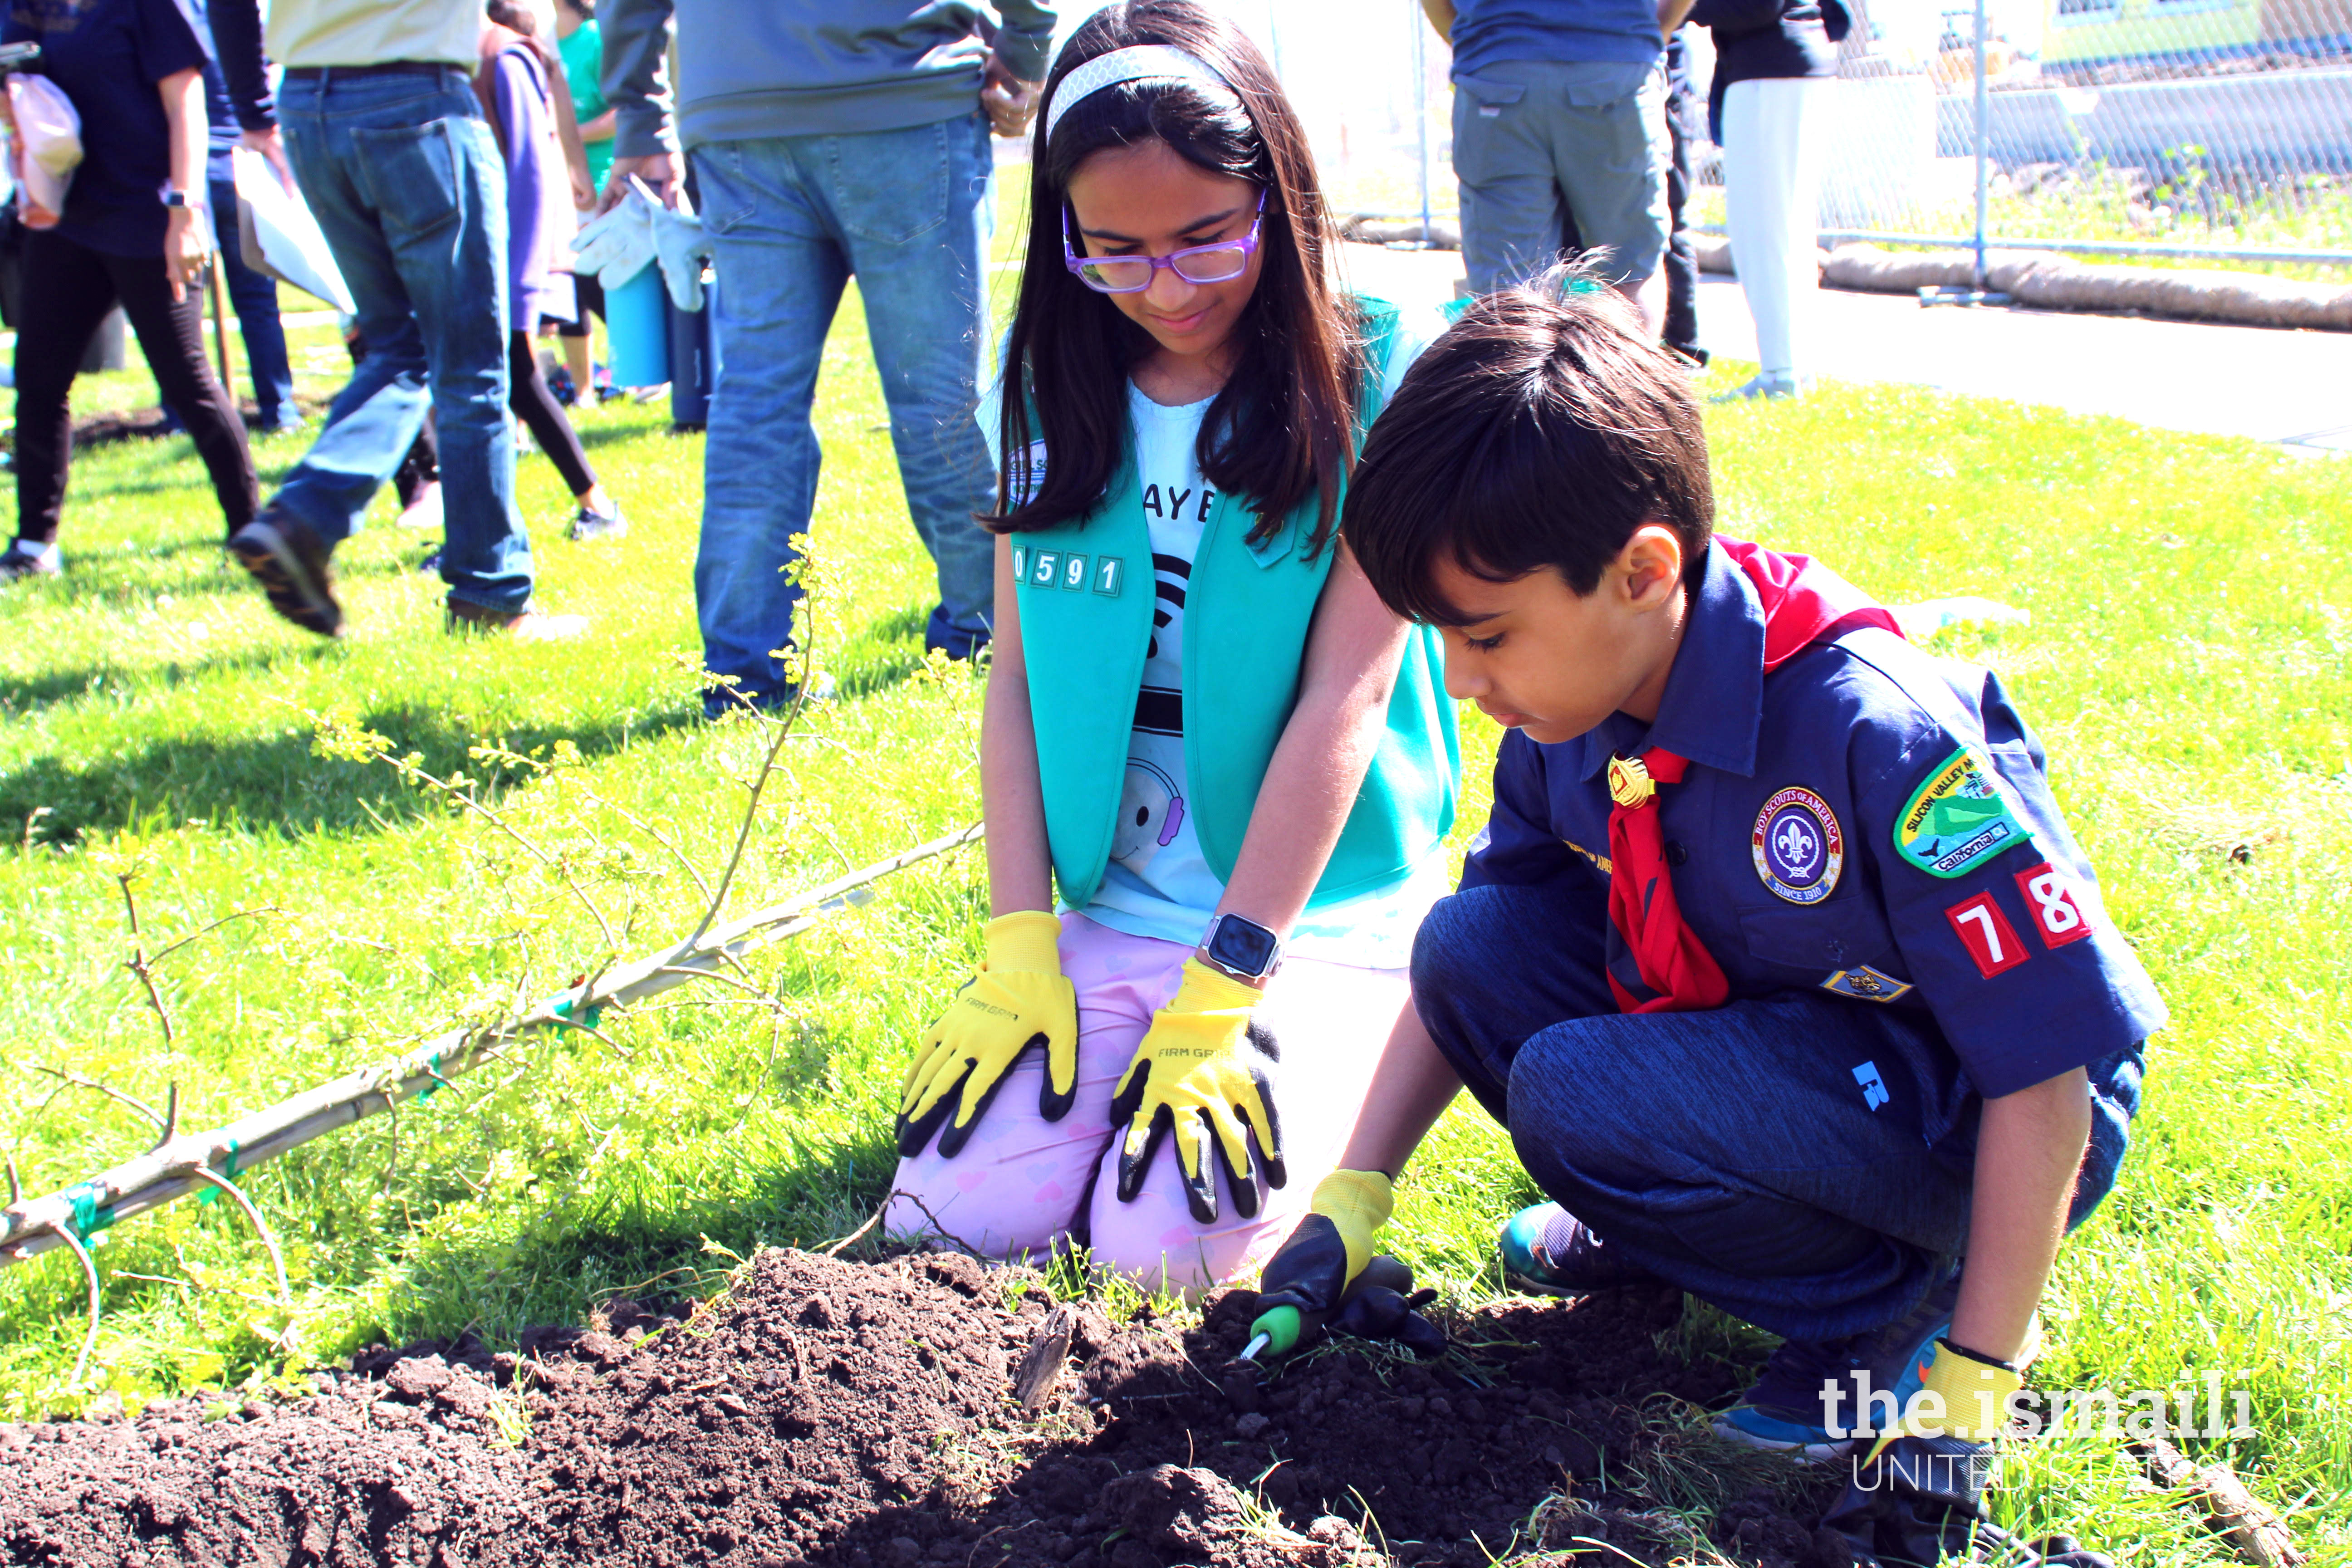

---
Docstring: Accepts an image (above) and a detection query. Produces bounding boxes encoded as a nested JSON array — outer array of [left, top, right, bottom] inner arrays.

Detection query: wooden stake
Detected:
[[2136, 1436, 2306, 1568], [207, 258, 235, 396]]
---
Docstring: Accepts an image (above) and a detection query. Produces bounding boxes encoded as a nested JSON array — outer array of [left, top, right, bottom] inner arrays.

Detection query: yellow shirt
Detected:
[[268, 0, 481, 69]]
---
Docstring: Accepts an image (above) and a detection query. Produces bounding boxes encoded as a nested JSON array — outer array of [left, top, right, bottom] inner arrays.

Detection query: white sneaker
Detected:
[[1714, 372, 1810, 403], [398, 480, 444, 531], [0, 540, 61, 581]]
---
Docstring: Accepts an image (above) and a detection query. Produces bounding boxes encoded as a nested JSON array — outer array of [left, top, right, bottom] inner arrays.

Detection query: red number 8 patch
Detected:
[[2014, 861, 2094, 949]]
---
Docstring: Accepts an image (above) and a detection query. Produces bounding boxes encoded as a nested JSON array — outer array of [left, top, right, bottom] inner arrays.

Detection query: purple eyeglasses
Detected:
[[1063, 190, 1265, 294]]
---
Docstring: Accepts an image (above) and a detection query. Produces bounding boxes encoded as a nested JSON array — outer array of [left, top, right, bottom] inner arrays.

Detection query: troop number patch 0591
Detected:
[[1751, 786, 1844, 904]]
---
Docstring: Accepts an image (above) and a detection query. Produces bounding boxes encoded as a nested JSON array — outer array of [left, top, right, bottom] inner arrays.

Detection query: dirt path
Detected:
[[0, 1248, 1833, 1567]]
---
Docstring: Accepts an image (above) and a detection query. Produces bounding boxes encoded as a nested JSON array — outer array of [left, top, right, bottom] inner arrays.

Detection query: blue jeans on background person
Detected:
[[269, 67, 531, 613], [691, 113, 998, 710], [1411, 879, 2139, 1343], [209, 173, 297, 428]]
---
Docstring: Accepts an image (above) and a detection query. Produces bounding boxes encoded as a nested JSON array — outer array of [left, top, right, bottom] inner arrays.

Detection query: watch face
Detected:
[[1210, 916, 1279, 977]]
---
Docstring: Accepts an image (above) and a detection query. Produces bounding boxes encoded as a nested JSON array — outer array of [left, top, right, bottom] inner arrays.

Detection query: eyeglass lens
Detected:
[[1079, 244, 1251, 291]]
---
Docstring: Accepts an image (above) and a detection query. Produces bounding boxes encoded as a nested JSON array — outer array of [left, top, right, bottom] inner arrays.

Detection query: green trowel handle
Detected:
[[1248, 1303, 1307, 1357], [1247, 1256, 1414, 1359]]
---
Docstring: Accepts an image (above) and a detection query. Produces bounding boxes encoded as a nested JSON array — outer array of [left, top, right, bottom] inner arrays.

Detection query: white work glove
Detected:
[[648, 202, 713, 313], [569, 189, 657, 292]]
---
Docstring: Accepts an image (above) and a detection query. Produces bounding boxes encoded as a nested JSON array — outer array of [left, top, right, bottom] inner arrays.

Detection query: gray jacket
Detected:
[[603, 0, 1058, 155]]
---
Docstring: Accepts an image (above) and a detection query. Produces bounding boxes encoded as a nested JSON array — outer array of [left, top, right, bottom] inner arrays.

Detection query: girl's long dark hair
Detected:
[[989, 0, 1365, 554]]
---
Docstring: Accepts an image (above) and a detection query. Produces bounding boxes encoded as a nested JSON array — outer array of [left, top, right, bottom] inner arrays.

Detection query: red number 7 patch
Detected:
[[2013, 861, 2094, 948], [1945, 892, 2029, 979]]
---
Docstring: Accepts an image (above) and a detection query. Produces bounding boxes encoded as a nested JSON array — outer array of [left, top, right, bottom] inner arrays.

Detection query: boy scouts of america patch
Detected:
[[1895, 745, 2030, 877], [1751, 786, 1843, 904]]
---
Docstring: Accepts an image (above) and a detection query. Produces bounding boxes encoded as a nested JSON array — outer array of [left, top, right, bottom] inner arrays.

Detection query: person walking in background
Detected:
[[482, 0, 625, 540], [599, 0, 1056, 709], [0, 0, 260, 584], [1659, 26, 1707, 366], [1692, 0, 1847, 398], [1421, 0, 1692, 327], [550, 0, 613, 406], [159, 0, 302, 436], [208, 0, 582, 641]]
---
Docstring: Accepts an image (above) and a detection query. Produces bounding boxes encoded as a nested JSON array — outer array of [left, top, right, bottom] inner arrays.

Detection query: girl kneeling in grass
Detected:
[[889, 0, 1458, 1292]]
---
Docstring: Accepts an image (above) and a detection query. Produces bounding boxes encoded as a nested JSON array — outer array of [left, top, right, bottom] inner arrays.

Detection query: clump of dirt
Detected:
[[0, 1247, 1831, 1568]]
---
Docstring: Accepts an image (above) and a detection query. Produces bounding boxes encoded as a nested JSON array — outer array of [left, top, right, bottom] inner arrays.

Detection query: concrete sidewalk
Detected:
[[1337, 242, 2350, 456]]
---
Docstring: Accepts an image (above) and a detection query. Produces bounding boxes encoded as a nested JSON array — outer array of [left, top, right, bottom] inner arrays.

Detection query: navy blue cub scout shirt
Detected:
[[1460, 542, 2167, 1101]]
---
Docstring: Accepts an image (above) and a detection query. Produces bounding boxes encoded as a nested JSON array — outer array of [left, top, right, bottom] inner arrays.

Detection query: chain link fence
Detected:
[[1218, 0, 2350, 275]]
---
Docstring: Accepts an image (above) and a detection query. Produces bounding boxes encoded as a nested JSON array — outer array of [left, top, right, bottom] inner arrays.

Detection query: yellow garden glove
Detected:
[[1865, 1338, 2026, 1460], [896, 911, 1078, 1159], [1107, 959, 1286, 1224], [1254, 1169, 1395, 1324]]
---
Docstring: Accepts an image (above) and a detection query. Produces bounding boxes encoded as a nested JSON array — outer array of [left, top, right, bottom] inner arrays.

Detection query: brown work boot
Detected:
[[229, 513, 343, 637], [445, 597, 588, 642]]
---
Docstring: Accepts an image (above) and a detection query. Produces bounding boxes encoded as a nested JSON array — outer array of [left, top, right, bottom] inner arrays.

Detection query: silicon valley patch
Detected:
[[1894, 746, 2029, 878]]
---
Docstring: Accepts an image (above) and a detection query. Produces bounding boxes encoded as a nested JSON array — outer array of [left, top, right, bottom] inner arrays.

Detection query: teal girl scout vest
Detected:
[[1012, 297, 1460, 914]]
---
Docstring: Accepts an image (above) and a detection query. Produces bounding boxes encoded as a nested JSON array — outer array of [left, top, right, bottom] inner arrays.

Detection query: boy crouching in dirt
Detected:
[[1252, 270, 2166, 1559]]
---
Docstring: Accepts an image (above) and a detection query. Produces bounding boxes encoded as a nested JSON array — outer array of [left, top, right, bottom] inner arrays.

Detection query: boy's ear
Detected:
[[1617, 523, 1686, 611]]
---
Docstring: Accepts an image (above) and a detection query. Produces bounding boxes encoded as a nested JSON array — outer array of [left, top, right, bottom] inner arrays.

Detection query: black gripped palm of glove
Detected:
[[1250, 1171, 1447, 1361], [1823, 1435, 2114, 1568], [1106, 959, 1285, 1225], [896, 911, 1078, 1159]]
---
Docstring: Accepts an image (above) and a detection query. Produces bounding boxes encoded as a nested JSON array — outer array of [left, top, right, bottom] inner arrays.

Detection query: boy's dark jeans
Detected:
[[1412, 881, 2139, 1343]]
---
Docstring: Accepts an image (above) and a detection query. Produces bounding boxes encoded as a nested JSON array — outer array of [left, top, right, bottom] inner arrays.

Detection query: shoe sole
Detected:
[[1710, 1413, 1857, 1464], [231, 522, 342, 637]]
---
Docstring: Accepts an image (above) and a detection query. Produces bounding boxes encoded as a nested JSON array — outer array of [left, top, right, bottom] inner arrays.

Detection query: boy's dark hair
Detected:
[[990, 0, 1363, 555], [1343, 267, 1715, 625]]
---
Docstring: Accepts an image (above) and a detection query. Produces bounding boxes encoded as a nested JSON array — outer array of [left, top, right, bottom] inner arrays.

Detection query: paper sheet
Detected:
[[232, 147, 353, 314]]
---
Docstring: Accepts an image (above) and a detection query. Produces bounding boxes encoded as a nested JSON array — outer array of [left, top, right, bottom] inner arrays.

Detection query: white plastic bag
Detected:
[[6, 73, 80, 221], [232, 146, 354, 311]]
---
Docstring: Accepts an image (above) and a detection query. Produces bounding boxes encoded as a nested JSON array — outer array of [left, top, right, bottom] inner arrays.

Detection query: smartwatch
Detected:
[[1200, 912, 1284, 985], [162, 188, 201, 211]]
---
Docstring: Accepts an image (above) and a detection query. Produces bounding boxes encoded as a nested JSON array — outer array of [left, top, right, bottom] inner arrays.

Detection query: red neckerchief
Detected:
[[1604, 539, 1904, 1013]]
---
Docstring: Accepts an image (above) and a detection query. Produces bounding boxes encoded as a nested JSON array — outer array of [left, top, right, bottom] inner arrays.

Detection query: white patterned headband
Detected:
[[1042, 44, 1247, 144]]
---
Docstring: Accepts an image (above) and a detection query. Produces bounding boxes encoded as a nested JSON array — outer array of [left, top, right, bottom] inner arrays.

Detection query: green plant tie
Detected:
[[417, 1050, 442, 1099], [197, 1140, 241, 1205], [61, 1179, 115, 1238], [550, 995, 603, 1031]]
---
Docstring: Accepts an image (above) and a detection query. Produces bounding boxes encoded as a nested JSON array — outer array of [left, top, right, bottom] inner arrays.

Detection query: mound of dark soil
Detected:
[[0, 1248, 1829, 1568]]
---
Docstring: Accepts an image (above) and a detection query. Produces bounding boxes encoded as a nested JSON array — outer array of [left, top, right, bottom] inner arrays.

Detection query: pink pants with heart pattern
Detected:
[[886, 912, 1410, 1292]]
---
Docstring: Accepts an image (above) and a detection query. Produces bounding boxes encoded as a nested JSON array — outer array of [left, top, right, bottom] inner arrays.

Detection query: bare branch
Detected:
[[28, 1065, 165, 1130], [150, 905, 279, 963], [571, 784, 716, 904], [882, 1189, 988, 1260], [692, 567, 825, 944], [115, 873, 174, 1045], [822, 1188, 908, 1258]]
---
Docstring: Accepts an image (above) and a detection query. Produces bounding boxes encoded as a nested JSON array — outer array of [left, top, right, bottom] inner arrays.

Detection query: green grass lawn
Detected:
[[1, 289, 2346, 1565]]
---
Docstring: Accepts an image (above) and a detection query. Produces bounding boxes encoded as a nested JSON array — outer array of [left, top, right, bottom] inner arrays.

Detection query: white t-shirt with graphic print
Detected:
[[1075, 309, 1448, 970]]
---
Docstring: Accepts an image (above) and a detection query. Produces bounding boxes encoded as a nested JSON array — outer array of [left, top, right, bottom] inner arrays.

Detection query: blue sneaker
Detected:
[[1498, 1202, 1660, 1296], [1712, 1270, 1961, 1461]]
